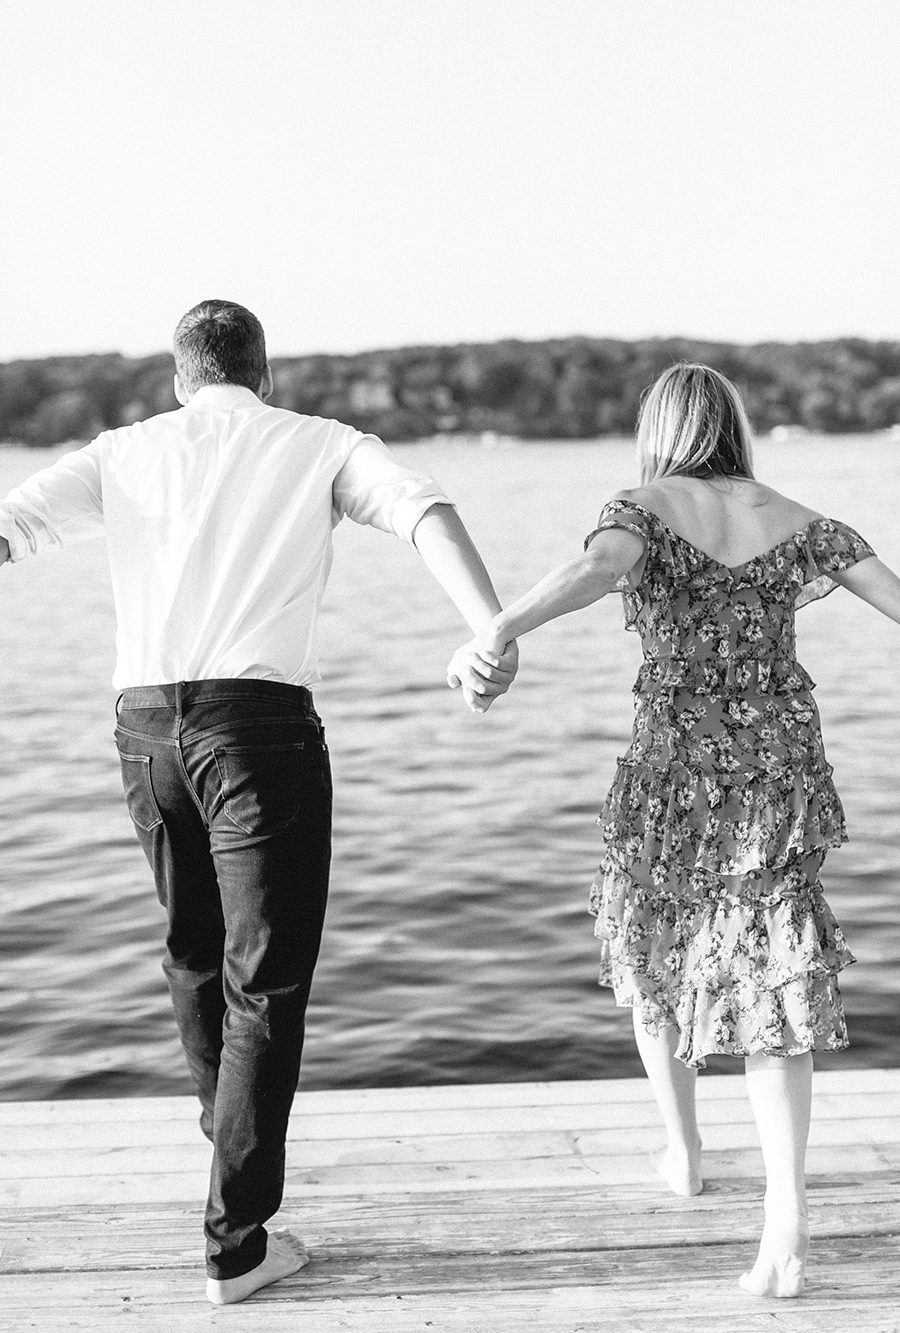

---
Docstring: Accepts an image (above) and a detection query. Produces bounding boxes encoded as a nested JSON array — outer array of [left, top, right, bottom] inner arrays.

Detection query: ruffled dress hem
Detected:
[[596, 969, 853, 1069]]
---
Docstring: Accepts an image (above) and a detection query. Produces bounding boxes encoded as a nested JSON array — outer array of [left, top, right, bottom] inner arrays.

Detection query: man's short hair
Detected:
[[173, 300, 267, 394]]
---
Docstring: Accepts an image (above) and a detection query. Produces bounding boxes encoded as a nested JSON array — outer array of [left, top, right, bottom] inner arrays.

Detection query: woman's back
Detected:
[[618, 476, 821, 571], [587, 490, 876, 780]]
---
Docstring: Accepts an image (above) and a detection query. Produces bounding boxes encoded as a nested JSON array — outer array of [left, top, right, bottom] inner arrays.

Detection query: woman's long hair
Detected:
[[636, 362, 755, 485]]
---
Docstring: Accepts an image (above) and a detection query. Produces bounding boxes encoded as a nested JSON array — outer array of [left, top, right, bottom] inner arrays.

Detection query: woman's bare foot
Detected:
[[738, 1213, 809, 1298], [206, 1230, 309, 1305], [653, 1134, 703, 1196]]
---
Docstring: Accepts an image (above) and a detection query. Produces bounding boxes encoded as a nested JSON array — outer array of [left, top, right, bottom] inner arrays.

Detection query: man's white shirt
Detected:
[[0, 384, 451, 688]]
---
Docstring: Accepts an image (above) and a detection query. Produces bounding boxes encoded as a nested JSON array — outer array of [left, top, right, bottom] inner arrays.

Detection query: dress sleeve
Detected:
[[584, 500, 654, 631], [584, 499, 654, 552], [796, 518, 877, 608]]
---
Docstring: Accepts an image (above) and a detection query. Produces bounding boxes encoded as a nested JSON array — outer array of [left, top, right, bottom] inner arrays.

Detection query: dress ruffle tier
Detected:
[[598, 754, 846, 880], [590, 755, 855, 1067]]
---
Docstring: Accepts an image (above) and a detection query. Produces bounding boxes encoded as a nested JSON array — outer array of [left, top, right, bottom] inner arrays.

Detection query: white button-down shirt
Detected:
[[0, 384, 451, 688]]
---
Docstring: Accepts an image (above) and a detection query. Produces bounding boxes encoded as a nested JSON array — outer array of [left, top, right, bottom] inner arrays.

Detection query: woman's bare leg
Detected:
[[631, 1008, 703, 1195], [739, 1051, 812, 1298]]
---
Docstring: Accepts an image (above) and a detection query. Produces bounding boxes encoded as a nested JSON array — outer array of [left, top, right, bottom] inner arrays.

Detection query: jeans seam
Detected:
[[174, 734, 212, 829], [181, 718, 315, 746], [212, 742, 306, 755], [115, 725, 179, 745], [122, 692, 312, 706]]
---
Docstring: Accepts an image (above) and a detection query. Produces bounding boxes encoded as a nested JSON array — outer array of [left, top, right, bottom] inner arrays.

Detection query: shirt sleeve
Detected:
[[0, 439, 104, 562], [332, 433, 453, 543]]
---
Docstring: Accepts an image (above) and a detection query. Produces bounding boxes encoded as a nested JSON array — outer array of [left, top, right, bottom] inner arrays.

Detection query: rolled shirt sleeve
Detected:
[[0, 440, 104, 561], [332, 434, 453, 544]]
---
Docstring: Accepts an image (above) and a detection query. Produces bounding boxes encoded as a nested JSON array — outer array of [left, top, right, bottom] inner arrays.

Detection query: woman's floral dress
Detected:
[[585, 499, 876, 1067]]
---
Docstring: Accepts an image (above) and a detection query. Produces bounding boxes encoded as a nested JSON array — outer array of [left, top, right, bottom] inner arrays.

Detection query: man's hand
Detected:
[[446, 639, 518, 713]]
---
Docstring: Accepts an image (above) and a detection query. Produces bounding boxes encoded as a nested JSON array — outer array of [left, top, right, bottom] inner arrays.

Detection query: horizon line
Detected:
[[5, 329, 900, 365]]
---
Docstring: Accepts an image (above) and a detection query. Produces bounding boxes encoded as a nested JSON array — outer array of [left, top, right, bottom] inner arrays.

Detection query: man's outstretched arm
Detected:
[[0, 442, 104, 564], [412, 504, 518, 712], [333, 436, 517, 712]]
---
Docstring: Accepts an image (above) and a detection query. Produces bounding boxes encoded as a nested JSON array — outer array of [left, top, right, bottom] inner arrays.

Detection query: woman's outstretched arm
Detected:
[[833, 557, 900, 624], [475, 525, 645, 655]]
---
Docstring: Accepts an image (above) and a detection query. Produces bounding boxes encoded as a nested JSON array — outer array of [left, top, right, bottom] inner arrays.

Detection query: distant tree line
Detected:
[[3, 336, 900, 446]]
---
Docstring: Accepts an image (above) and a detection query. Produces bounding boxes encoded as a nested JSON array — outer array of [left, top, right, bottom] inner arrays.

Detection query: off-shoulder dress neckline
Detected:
[[608, 499, 821, 575]]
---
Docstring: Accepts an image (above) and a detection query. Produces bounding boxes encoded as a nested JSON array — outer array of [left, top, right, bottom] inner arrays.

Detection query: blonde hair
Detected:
[[636, 362, 755, 485]]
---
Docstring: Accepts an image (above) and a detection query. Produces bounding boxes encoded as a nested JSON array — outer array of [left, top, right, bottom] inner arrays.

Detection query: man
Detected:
[[0, 300, 516, 1304]]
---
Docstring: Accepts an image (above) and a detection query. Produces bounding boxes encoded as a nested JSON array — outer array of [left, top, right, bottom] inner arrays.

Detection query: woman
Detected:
[[449, 363, 900, 1298]]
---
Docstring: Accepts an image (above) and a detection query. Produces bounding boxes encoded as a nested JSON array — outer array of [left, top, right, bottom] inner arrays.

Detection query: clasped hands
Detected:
[[446, 628, 518, 714]]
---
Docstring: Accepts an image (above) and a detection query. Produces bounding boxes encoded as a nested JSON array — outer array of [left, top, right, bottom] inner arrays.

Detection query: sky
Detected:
[[2, 0, 899, 360]]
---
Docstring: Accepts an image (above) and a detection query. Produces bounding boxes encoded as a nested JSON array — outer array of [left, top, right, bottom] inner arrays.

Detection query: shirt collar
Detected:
[[185, 384, 263, 410]]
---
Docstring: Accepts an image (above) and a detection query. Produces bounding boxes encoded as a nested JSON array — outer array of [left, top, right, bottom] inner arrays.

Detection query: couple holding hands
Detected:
[[2, 300, 898, 1305]]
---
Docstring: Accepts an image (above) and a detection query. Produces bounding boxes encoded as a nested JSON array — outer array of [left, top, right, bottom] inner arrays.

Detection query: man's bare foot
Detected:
[[653, 1135, 703, 1196], [206, 1230, 309, 1305], [738, 1214, 809, 1298]]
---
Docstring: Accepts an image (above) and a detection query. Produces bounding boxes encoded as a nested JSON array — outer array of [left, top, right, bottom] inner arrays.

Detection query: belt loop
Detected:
[[175, 681, 184, 720], [114, 692, 124, 718]]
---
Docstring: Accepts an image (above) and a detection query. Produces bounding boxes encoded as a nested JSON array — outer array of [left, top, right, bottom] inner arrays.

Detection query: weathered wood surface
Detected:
[[0, 1072, 897, 1332]]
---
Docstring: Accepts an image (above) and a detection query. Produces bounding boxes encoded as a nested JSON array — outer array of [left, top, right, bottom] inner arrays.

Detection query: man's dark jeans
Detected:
[[114, 679, 332, 1280]]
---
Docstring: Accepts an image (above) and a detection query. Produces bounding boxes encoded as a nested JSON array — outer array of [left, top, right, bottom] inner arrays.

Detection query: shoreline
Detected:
[[5, 336, 900, 444]]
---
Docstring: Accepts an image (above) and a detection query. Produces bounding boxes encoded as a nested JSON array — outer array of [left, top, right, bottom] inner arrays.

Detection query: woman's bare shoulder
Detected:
[[615, 481, 689, 522], [756, 485, 825, 527], [606, 485, 658, 510], [604, 481, 825, 530]]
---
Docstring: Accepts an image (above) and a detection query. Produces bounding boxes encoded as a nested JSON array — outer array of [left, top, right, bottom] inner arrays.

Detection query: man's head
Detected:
[[173, 299, 272, 402]]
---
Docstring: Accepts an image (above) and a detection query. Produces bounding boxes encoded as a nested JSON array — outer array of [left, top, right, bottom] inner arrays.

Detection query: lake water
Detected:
[[0, 435, 898, 1100]]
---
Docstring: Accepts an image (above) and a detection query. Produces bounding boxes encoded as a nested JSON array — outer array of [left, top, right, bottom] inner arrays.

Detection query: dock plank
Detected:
[[1, 1239, 898, 1333], [4, 1089, 899, 1152], [3, 1178, 899, 1274], [0, 1066, 895, 1124], [3, 1144, 899, 1209], [4, 1115, 899, 1183]]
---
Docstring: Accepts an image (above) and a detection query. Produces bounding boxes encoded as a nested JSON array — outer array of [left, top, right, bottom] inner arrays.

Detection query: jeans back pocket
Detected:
[[213, 742, 305, 836], [118, 752, 164, 831]]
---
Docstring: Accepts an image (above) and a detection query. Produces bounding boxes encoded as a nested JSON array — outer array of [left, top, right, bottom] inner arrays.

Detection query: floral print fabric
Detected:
[[585, 500, 876, 1066]]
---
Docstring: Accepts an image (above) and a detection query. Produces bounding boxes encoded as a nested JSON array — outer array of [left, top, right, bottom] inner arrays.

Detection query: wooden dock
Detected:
[[0, 1070, 897, 1332]]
